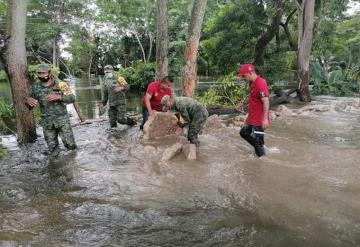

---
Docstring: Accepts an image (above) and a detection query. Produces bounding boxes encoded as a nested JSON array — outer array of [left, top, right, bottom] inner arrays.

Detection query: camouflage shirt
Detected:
[[172, 97, 208, 123], [28, 78, 75, 128], [102, 76, 129, 107]]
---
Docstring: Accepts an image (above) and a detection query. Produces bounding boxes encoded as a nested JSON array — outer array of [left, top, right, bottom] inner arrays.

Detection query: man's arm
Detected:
[[261, 96, 270, 129], [24, 85, 38, 108], [144, 93, 154, 116]]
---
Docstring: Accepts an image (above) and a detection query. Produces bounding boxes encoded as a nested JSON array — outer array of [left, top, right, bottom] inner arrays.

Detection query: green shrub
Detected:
[[0, 70, 8, 82], [311, 61, 358, 96], [0, 98, 16, 135], [0, 140, 6, 160], [198, 73, 248, 107]]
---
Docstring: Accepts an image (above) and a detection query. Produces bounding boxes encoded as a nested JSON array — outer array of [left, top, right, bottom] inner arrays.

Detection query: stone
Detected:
[[269, 111, 277, 120], [182, 144, 197, 160], [143, 112, 178, 139], [275, 105, 293, 117], [161, 143, 183, 161], [144, 145, 156, 156], [234, 115, 247, 122], [201, 114, 223, 134]]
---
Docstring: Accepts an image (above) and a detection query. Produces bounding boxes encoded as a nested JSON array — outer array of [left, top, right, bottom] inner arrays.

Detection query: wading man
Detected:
[[24, 64, 77, 157], [99, 65, 135, 127], [236, 64, 269, 157]]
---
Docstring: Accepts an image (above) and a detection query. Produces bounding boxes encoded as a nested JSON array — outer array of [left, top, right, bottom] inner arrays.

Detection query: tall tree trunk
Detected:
[[5, 0, 36, 143], [181, 0, 208, 97], [155, 0, 169, 80], [297, 0, 315, 102], [52, 37, 60, 67]]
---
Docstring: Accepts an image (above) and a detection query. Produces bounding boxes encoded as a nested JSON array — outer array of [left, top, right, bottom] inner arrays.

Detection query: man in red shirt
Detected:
[[140, 76, 174, 130], [236, 64, 269, 157]]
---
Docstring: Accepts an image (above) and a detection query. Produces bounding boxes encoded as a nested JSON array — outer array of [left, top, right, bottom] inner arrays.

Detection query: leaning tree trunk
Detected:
[[155, 0, 169, 80], [297, 0, 315, 102], [254, 0, 283, 66], [181, 0, 208, 97], [5, 0, 36, 143]]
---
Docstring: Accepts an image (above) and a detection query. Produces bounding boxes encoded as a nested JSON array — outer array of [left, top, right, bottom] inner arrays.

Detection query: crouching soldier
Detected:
[[99, 65, 136, 127], [24, 64, 77, 157], [161, 95, 208, 145]]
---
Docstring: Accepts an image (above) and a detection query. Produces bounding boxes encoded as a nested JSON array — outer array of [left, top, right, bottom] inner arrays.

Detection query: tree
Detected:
[[155, 0, 169, 80], [182, 0, 208, 97], [297, 0, 315, 102], [4, 0, 36, 143]]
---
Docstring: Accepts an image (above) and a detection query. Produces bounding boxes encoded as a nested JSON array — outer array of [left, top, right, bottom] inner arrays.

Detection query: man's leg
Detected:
[[240, 124, 256, 147], [240, 124, 265, 157], [140, 109, 149, 130], [116, 103, 127, 125], [188, 112, 208, 145], [253, 126, 265, 157], [43, 125, 60, 155], [108, 106, 117, 127], [59, 122, 77, 151]]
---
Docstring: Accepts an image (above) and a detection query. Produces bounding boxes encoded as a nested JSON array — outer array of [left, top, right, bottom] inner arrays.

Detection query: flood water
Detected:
[[1, 95, 360, 246]]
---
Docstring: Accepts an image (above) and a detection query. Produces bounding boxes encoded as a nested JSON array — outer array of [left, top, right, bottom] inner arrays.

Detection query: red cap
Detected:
[[237, 64, 255, 77]]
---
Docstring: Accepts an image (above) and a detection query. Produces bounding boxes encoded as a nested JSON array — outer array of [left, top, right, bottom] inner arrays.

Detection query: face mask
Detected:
[[105, 72, 113, 79], [38, 76, 50, 83]]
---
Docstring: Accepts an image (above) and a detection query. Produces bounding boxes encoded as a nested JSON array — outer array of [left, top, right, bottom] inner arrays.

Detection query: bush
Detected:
[[118, 61, 155, 92], [198, 73, 248, 107], [0, 98, 16, 135], [311, 61, 359, 96], [0, 140, 6, 160]]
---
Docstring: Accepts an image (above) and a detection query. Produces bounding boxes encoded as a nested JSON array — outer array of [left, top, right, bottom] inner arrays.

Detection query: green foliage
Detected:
[[0, 139, 6, 160], [311, 61, 358, 96], [198, 73, 247, 107], [118, 62, 155, 91], [0, 70, 8, 81], [0, 99, 16, 135]]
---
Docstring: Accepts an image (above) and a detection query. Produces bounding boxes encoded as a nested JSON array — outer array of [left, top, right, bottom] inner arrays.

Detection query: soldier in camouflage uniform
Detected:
[[99, 65, 135, 127], [24, 64, 77, 156], [161, 95, 208, 145]]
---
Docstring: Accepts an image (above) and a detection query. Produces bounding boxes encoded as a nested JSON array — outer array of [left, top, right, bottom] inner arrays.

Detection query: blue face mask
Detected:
[[105, 72, 113, 79]]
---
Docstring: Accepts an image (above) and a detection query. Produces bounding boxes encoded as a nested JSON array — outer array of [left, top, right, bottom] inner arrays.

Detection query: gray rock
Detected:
[[182, 144, 197, 160], [143, 112, 178, 139], [202, 114, 223, 134], [161, 143, 183, 161]]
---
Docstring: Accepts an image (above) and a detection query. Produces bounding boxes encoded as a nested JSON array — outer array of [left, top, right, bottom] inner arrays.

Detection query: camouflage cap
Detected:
[[104, 65, 114, 72], [36, 64, 50, 73], [160, 95, 171, 107]]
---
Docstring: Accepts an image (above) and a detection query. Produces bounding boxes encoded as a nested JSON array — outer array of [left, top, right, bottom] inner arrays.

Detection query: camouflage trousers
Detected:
[[109, 104, 126, 127], [188, 110, 209, 143], [43, 122, 77, 154]]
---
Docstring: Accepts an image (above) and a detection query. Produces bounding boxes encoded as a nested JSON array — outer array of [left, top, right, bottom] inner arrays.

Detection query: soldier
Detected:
[[24, 64, 77, 157], [161, 95, 208, 146], [99, 65, 135, 127]]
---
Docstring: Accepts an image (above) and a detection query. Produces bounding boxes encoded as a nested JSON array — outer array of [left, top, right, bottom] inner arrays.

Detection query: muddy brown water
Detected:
[[1, 96, 360, 246]]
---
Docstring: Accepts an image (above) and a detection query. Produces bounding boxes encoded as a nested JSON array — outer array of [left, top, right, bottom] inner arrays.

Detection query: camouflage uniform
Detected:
[[101, 75, 130, 127], [171, 97, 208, 144], [28, 77, 77, 154]]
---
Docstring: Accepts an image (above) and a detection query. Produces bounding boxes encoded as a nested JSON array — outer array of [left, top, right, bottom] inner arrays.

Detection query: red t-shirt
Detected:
[[146, 81, 173, 111], [246, 76, 270, 126]]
